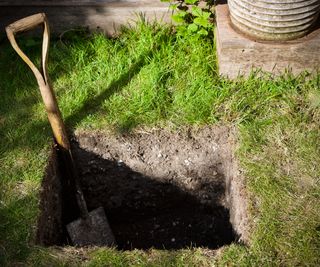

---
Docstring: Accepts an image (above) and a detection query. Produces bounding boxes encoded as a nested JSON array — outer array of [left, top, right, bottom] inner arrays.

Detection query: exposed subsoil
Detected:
[[37, 126, 241, 250]]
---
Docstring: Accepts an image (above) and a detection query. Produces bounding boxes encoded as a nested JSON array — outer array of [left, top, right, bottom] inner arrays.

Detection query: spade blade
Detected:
[[66, 207, 115, 246]]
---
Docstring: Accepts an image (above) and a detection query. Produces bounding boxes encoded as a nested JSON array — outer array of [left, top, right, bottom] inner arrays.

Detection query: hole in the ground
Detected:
[[36, 127, 242, 250]]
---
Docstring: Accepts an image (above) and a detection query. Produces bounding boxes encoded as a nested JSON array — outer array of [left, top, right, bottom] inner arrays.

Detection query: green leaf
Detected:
[[169, 4, 178, 10], [191, 6, 202, 17], [194, 17, 210, 28], [198, 29, 209, 36], [188, 23, 198, 32], [172, 14, 186, 24], [185, 0, 198, 4], [202, 11, 211, 19], [177, 10, 187, 17]]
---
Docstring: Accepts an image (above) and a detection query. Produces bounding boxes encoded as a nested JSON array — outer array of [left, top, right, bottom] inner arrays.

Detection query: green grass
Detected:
[[0, 20, 319, 266]]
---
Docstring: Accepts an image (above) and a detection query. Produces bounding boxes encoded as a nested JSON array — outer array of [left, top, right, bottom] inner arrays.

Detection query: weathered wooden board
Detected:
[[215, 4, 320, 78], [0, 0, 171, 36]]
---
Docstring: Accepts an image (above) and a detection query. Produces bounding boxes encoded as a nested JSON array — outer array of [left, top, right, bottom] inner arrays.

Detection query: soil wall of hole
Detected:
[[36, 126, 249, 249]]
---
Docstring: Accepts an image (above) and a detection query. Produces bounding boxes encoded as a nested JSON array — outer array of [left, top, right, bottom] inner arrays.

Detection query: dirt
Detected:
[[36, 148, 64, 246], [36, 126, 249, 249]]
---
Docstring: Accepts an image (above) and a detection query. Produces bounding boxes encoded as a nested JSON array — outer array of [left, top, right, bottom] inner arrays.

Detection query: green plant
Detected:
[[162, 0, 215, 37]]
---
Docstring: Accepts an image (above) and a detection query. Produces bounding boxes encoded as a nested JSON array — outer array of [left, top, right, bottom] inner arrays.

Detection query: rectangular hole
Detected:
[[36, 128, 240, 249]]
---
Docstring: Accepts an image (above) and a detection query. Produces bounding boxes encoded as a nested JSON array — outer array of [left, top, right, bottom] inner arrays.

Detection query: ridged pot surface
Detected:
[[229, 0, 320, 41]]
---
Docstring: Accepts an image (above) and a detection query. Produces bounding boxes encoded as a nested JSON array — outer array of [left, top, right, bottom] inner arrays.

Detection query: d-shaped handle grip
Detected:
[[6, 13, 50, 84]]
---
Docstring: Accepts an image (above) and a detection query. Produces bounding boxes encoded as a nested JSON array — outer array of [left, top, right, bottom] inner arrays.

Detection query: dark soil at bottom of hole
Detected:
[[109, 205, 234, 250]]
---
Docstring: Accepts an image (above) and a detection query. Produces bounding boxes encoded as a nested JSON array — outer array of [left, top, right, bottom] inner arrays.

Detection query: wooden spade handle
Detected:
[[6, 13, 70, 150]]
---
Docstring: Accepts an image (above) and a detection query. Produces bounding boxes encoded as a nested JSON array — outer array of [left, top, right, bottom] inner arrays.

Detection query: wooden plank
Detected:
[[0, 0, 169, 7], [0, 1, 171, 36]]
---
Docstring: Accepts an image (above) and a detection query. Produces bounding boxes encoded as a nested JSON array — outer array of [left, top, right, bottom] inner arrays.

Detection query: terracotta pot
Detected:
[[228, 0, 320, 41]]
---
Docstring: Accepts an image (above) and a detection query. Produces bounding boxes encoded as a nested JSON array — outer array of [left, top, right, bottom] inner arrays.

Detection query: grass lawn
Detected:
[[0, 20, 319, 266]]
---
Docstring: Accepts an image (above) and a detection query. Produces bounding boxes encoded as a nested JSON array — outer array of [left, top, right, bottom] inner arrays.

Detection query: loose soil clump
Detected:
[[36, 126, 247, 249]]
